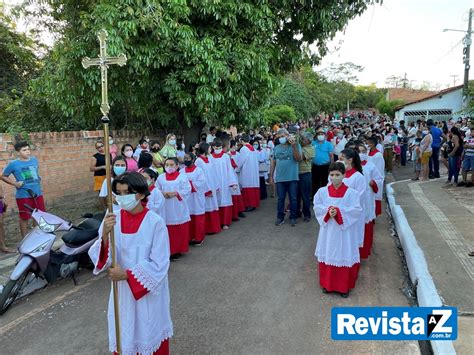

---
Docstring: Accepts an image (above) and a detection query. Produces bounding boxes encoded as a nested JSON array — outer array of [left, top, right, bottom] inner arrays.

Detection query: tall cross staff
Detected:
[[82, 29, 127, 354]]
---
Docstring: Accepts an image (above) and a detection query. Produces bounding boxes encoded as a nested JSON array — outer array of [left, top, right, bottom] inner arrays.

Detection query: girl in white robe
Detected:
[[339, 149, 367, 249], [367, 136, 385, 217], [141, 168, 166, 221], [89, 172, 173, 355], [210, 138, 238, 229], [314, 162, 362, 297], [182, 153, 208, 245], [156, 158, 191, 259], [237, 135, 260, 210], [99, 155, 128, 213], [358, 145, 383, 259], [195, 142, 221, 234]]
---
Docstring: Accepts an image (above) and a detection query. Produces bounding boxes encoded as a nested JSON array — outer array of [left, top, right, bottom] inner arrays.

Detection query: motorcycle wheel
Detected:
[[0, 271, 30, 315]]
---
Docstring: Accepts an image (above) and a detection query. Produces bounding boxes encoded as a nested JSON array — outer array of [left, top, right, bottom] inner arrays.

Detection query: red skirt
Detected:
[[232, 194, 246, 220], [241, 187, 260, 208], [114, 338, 169, 355], [375, 200, 382, 216], [318, 262, 360, 293], [359, 222, 374, 259], [167, 222, 190, 255], [219, 205, 233, 226], [205, 210, 221, 234], [190, 214, 206, 243]]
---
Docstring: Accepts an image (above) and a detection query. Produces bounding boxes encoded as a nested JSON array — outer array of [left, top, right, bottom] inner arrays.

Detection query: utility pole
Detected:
[[462, 8, 473, 108], [450, 74, 459, 86]]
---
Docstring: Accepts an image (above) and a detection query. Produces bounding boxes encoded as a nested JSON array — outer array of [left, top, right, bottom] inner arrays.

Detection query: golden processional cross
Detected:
[[82, 29, 127, 354]]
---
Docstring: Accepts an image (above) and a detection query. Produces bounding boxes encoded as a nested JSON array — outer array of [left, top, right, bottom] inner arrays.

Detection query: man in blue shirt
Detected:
[[311, 128, 334, 195], [1, 141, 45, 237], [269, 128, 301, 226], [427, 119, 445, 179]]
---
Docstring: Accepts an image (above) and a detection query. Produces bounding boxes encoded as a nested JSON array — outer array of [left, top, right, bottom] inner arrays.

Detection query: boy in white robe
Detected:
[[237, 134, 260, 211], [89, 172, 173, 355], [314, 162, 362, 297], [367, 136, 385, 217]]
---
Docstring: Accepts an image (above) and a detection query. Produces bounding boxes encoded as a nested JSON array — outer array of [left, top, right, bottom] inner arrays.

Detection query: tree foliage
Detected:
[[376, 99, 405, 117], [263, 104, 296, 126], [4, 0, 379, 135]]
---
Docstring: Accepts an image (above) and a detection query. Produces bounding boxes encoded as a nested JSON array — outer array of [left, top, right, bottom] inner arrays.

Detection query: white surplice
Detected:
[[182, 166, 208, 215], [313, 185, 362, 267], [361, 160, 383, 223], [343, 170, 367, 247], [156, 173, 191, 225], [368, 150, 385, 201], [147, 186, 166, 220], [210, 153, 237, 207], [195, 156, 219, 212], [237, 145, 260, 188], [88, 210, 173, 355]]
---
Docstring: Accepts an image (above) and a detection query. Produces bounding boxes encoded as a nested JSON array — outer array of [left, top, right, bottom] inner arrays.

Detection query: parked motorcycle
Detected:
[[0, 195, 103, 315]]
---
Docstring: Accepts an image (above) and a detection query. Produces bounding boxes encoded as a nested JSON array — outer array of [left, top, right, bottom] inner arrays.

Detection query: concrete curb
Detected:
[[386, 182, 456, 355]]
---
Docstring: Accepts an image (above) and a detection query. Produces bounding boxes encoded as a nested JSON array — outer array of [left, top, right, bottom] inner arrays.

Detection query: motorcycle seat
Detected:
[[62, 218, 101, 247]]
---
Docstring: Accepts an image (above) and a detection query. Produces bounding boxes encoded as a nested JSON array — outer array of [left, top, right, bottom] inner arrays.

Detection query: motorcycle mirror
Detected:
[[82, 213, 94, 218]]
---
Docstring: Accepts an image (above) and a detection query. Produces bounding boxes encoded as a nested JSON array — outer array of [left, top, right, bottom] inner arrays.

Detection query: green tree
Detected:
[[263, 104, 296, 126], [352, 84, 386, 109], [269, 77, 316, 120], [11, 0, 379, 138], [376, 99, 405, 117]]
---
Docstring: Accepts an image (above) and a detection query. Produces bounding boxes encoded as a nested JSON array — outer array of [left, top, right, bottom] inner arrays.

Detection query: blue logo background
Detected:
[[331, 307, 457, 340]]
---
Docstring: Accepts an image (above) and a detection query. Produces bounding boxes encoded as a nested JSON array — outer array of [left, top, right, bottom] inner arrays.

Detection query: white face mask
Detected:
[[337, 133, 344, 138], [109, 139, 114, 145], [359, 153, 368, 161], [214, 148, 223, 154], [330, 175, 344, 185], [165, 166, 177, 174], [124, 150, 133, 158], [115, 194, 140, 211], [169, 139, 176, 146]]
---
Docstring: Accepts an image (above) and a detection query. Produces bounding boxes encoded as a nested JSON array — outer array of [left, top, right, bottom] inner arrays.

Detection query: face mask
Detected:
[[151, 147, 160, 153], [337, 133, 344, 138], [184, 160, 193, 167], [115, 194, 140, 211], [323, 128, 328, 133], [262, 143, 268, 148], [113, 166, 126, 176], [214, 148, 223, 154], [253, 144, 259, 150], [181, 143, 186, 149], [317, 135, 325, 142], [169, 139, 176, 146], [165, 167, 176, 174], [359, 153, 368, 161], [279, 137, 287, 145], [109, 139, 114, 145], [422, 130, 429, 135], [124, 150, 133, 158], [339, 160, 351, 170], [330, 175, 344, 185], [146, 179, 153, 187]]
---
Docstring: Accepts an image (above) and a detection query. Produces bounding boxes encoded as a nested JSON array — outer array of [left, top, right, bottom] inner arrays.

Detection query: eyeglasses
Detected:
[[96, 145, 104, 149]]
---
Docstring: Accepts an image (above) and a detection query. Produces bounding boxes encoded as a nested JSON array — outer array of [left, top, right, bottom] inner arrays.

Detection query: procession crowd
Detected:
[[1, 112, 473, 354]]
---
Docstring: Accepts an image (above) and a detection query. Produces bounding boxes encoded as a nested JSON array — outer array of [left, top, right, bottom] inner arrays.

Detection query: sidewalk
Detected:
[[388, 167, 473, 354]]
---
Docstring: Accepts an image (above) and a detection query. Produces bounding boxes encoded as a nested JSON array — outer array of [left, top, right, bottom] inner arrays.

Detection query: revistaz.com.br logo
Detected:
[[331, 307, 457, 341]]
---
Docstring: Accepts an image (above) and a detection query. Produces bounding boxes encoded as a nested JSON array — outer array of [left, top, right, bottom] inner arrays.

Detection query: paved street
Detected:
[[0, 194, 419, 354]]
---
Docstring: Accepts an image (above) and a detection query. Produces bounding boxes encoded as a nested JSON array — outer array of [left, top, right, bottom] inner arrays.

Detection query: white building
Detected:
[[394, 85, 464, 123]]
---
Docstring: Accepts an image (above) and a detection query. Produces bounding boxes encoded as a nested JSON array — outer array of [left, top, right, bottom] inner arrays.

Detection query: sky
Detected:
[[315, 0, 474, 89], [4, 0, 474, 90]]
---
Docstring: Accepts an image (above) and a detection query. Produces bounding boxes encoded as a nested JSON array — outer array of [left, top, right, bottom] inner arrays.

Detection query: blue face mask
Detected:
[[113, 166, 126, 176], [279, 137, 287, 145]]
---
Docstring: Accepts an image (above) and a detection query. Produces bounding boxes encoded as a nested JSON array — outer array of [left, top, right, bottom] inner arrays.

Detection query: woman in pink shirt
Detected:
[[121, 144, 139, 172]]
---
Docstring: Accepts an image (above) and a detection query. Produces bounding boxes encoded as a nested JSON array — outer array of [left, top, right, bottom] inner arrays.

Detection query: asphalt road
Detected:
[[0, 196, 420, 354]]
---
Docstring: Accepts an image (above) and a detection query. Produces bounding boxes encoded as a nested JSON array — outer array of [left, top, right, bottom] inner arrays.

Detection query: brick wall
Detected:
[[0, 130, 160, 212]]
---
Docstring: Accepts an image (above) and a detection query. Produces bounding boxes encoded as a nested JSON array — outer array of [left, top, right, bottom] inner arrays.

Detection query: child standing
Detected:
[[182, 153, 208, 245], [156, 158, 191, 260], [141, 168, 166, 220], [412, 138, 422, 181], [1, 141, 46, 238], [88, 172, 173, 354], [314, 162, 362, 297]]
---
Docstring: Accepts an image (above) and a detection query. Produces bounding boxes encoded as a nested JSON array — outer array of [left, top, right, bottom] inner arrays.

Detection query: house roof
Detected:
[[394, 85, 464, 112], [387, 88, 435, 103]]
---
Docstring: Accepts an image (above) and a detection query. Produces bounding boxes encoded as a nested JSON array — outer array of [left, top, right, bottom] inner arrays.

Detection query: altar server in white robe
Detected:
[[237, 134, 260, 210], [141, 168, 166, 220], [314, 162, 362, 297], [367, 136, 385, 217], [195, 142, 221, 234], [210, 138, 238, 229], [228, 141, 246, 221], [358, 144, 383, 259], [156, 158, 191, 259], [182, 153, 208, 245], [89, 172, 173, 355], [339, 149, 367, 249]]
